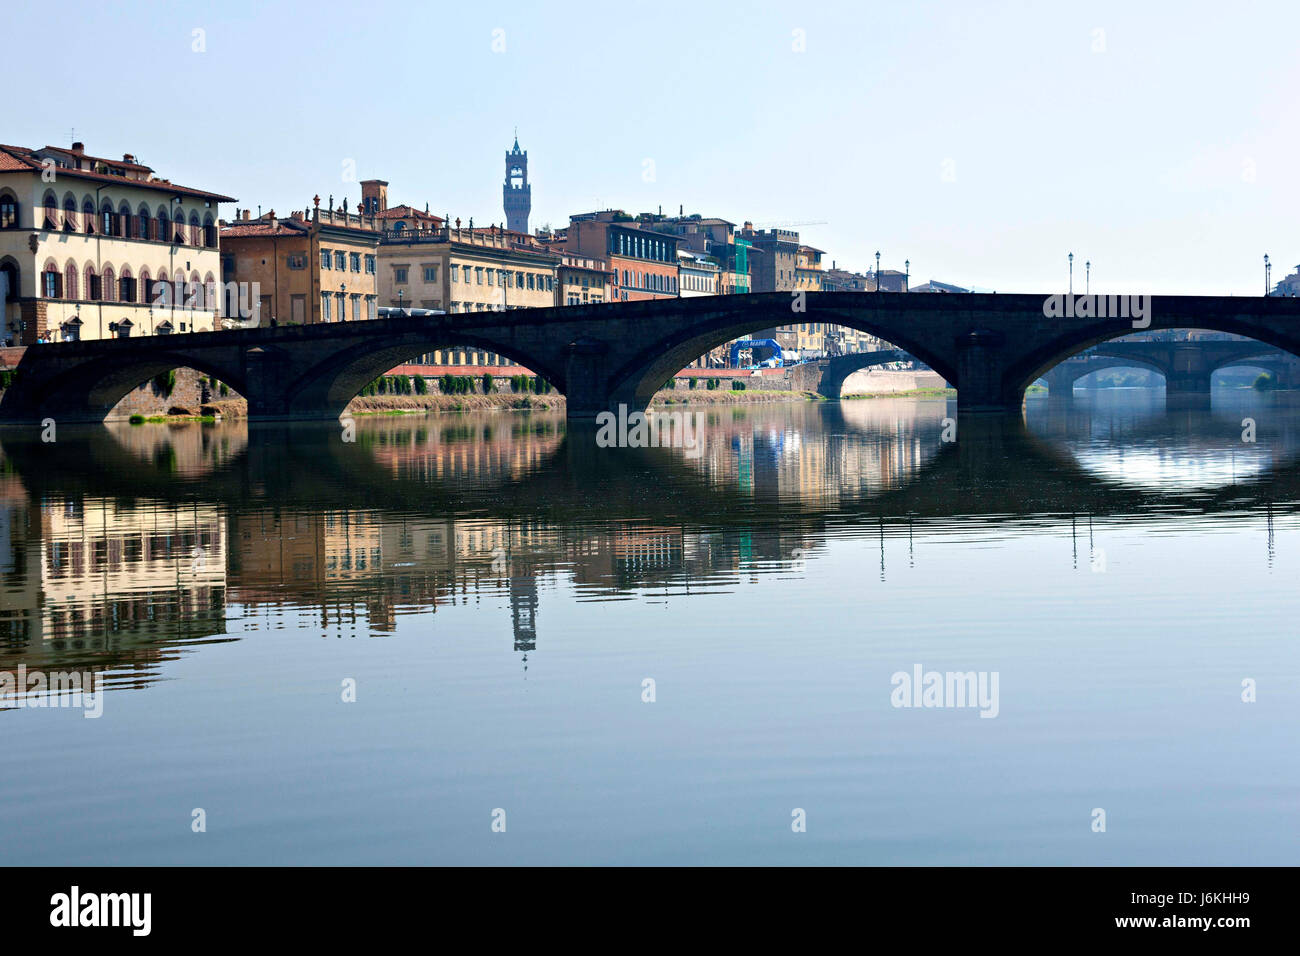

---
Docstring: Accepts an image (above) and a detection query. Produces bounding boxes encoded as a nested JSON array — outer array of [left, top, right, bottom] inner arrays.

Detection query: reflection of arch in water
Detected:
[[9, 408, 1300, 532]]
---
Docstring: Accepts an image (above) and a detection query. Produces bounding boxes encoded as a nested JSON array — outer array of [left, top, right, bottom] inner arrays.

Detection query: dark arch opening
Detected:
[[1011, 326, 1300, 399], [284, 333, 566, 419], [607, 304, 957, 412], [18, 354, 250, 423]]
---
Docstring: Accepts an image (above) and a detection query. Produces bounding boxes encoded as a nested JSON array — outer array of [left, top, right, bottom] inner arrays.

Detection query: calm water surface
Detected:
[[2, 390, 1298, 865]]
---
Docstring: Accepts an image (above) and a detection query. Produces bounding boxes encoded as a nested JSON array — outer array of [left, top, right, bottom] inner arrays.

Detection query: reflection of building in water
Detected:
[[614, 526, 684, 578], [0, 494, 227, 688], [368, 419, 561, 484], [35, 498, 226, 643]]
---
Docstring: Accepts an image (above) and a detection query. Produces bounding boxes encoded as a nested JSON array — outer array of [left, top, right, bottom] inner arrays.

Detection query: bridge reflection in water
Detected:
[[2, 394, 1298, 698]]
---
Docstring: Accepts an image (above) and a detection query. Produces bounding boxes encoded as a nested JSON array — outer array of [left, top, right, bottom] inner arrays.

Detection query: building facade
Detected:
[[556, 252, 611, 305], [0, 141, 233, 345], [564, 211, 679, 301], [219, 201, 381, 326], [677, 249, 721, 296]]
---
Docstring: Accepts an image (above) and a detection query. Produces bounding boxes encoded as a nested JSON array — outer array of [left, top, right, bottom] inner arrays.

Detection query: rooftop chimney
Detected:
[[123, 153, 135, 163], [71, 142, 84, 155]]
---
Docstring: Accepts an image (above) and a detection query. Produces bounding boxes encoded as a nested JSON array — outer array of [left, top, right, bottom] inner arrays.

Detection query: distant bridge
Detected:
[[3, 291, 1300, 423], [1039, 340, 1300, 395]]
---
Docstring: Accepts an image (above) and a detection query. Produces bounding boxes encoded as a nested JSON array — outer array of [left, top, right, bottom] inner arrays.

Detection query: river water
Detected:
[[2, 389, 1298, 865]]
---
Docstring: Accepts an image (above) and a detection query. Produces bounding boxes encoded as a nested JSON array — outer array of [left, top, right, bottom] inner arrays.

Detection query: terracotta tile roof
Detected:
[[0, 144, 236, 202], [375, 205, 443, 223], [220, 220, 309, 238]]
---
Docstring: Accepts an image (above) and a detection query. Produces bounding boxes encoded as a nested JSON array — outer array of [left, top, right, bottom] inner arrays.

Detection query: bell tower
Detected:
[[503, 133, 530, 234]]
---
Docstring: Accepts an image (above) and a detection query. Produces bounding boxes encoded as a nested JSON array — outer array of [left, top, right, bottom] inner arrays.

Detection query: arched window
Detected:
[[203, 214, 216, 248], [41, 258, 61, 298], [0, 261, 19, 307], [85, 264, 100, 301], [139, 267, 152, 305], [189, 270, 202, 308], [119, 266, 136, 303], [62, 194, 77, 232], [118, 201, 133, 239], [137, 205, 151, 240], [188, 211, 201, 246], [0, 191, 17, 230], [155, 269, 170, 307], [204, 271, 216, 309], [101, 265, 116, 302], [39, 191, 57, 230], [64, 261, 79, 300], [156, 207, 169, 243], [100, 199, 115, 237]]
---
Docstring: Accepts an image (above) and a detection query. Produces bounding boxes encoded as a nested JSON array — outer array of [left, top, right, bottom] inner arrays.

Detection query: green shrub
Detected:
[[732, 380, 746, 391], [689, 377, 698, 390], [128, 413, 145, 425], [153, 369, 177, 397], [663, 379, 675, 390], [414, 375, 428, 395], [1254, 372, 1279, 391], [482, 373, 494, 393]]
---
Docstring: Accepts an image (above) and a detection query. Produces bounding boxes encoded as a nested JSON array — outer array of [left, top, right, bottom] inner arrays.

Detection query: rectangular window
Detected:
[[451, 266, 458, 282], [334, 252, 346, 270], [394, 267, 408, 284], [352, 295, 361, 321], [321, 294, 331, 320], [287, 255, 306, 270], [527, 274, 535, 290], [350, 252, 361, 272], [475, 267, 483, 284], [423, 266, 438, 283], [365, 255, 376, 274], [366, 296, 376, 320], [321, 249, 332, 269]]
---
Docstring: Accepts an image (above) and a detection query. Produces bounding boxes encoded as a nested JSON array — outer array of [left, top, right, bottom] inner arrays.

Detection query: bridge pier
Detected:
[[1041, 365, 1077, 401], [954, 331, 1021, 413], [1164, 370, 1212, 408]]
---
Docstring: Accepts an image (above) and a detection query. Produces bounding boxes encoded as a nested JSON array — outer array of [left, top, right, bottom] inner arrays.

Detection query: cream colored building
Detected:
[[378, 222, 559, 366], [556, 251, 611, 305], [0, 141, 234, 344]]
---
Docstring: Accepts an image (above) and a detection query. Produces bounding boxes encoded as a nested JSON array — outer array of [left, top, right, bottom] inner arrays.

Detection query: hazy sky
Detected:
[[8, 0, 1299, 295]]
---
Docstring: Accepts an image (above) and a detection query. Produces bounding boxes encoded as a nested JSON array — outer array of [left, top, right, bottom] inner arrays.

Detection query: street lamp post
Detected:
[[1085, 260, 1090, 295], [1068, 252, 1074, 295], [875, 251, 881, 291], [340, 282, 346, 321], [1264, 254, 1271, 296], [904, 259, 909, 292]]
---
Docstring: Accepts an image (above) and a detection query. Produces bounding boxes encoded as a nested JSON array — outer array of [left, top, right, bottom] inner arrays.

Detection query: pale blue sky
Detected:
[[8, 0, 1299, 294]]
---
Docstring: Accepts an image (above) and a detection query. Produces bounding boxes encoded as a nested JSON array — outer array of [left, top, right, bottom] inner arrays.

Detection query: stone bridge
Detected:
[[1039, 340, 1300, 396], [3, 291, 1300, 424]]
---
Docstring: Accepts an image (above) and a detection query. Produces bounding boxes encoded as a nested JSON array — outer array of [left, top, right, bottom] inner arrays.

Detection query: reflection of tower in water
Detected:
[[509, 563, 538, 655]]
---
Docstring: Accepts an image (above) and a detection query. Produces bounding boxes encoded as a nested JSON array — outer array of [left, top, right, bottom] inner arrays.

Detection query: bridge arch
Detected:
[[8, 349, 250, 422], [281, 329, 566, 419], [1010, 323, 1300, 400], [604, 302, 957, 413]]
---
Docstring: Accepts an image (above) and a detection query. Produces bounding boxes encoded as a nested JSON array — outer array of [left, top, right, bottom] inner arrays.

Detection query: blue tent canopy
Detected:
[[729, 338, 783, 366]]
